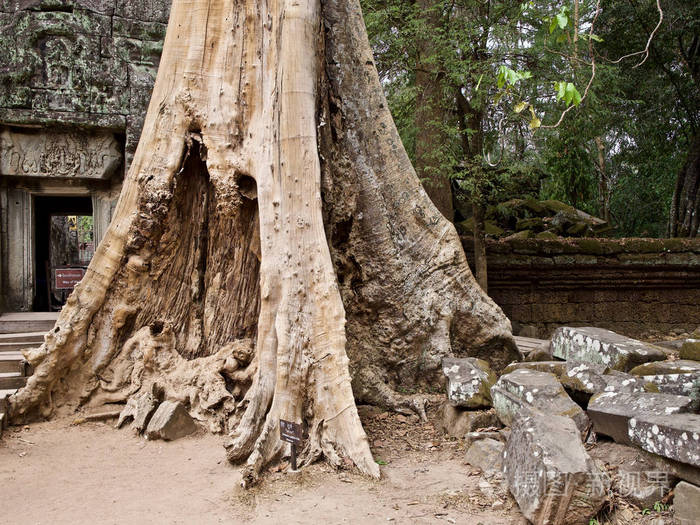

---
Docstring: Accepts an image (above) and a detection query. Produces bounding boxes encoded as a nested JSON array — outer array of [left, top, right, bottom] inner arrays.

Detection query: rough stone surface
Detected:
[[680, 340, 700, 361], [673, 481, 700, 525], [503, 412, 610, 525], [439, 404, 500, 439], [442, 358, 497, 408], [145, 401, 197, 441], [464, 438, 505, 478], [630, 360, 700, 376], [628, 413, 700, 467], [587, 392, 693, 445], [491, 369, 590, 438], [551, 327, 666, 371], [588, 441, 678, 509]]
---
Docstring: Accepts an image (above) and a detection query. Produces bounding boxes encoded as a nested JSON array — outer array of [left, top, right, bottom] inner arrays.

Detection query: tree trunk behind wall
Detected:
[[670, 133, 699, 237], [10, 0, 518, 485], [414, 0, 454, 221]]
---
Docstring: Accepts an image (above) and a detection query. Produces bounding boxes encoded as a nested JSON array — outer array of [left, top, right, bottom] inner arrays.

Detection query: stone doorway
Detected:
[[33, 196, 94, 311]]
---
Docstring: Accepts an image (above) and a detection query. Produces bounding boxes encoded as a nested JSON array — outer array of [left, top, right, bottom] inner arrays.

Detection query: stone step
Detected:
[[0, 341, 39, 353], [0, 352, 27, 374], [0, 331, 46, 344], [0, 312, 58, 334], [0, 372, 27, 390]]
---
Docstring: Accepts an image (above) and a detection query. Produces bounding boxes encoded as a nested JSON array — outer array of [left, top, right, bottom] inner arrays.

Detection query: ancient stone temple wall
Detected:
[[0, 0, 170, 163], [462, 238, 700, 339], [0, 0, 171, 311]]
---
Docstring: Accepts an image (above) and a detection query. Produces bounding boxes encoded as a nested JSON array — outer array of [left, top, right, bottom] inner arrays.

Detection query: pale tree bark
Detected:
[[9, 0, 518, 486]]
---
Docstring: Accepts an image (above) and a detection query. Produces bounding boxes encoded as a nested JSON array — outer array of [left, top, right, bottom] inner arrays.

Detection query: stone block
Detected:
[[439, 403, 500, 439], [587, 392, 693, 445], [559, 363, 649, 396], [680, 340, 700, 361], [551, 327, 666, 371], [503, 361, 566, 376], [630, 360, 700, 376], [503, 412, 609, 525], [673, 481, 700, 525], [465, 438, 504, 478], [145, 401, 197, 441], [491, 369, 590, 438], [442, 358, 497, 408], [117, 385, 162, 432], [628, 413, 700, 467]]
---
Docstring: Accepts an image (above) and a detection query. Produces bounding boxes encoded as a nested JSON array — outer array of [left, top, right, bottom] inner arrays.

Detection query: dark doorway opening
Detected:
[[33, 196, 94, 311]]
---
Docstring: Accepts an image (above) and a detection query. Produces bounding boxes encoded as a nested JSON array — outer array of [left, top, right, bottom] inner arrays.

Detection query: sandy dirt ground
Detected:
[[1, 407, 525, 525], [0, 404, 674, 525]]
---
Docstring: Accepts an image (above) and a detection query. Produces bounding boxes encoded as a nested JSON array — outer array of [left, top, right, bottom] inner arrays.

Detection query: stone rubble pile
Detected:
[[443, 325, 700, 525], [116, 383, 198, 441]]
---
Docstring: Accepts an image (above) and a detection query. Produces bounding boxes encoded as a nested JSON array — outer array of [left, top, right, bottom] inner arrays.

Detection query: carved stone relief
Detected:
[[0, 128, 122, 179]]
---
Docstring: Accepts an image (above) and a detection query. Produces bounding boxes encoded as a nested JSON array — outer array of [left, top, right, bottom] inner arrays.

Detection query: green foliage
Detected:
[[361, 0, 699, 236]]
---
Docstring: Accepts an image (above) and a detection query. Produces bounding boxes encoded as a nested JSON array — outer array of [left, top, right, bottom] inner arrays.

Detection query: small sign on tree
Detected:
[[280, 419, 303, 470]]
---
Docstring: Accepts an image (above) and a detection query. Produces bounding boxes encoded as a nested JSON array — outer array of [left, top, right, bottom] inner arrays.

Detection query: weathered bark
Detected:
[[9, 0, 517, 485], [670, 132, 700, 237]]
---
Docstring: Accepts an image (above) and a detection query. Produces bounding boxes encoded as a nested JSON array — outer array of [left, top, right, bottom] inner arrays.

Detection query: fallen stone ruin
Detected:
[[443, 326, 700, 525]]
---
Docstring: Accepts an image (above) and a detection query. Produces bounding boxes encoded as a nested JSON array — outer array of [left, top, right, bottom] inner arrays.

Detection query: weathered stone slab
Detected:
[[145, 401, 197, 441], [559, 363, 649, 395], [551, 327, 666, 371], [502, 361, 566, 376], [674, 481, 700, 525], [442, 358, 497, 408], [630, 359, 700, 376], [628, 413, 700, 467], [503, 413, 609, 525], [587, 392, 693, 445], [640, 372, 700, 397], [439, 404, 501, 439], [491, 369, 590, 437], [465, 438, 504, 478]]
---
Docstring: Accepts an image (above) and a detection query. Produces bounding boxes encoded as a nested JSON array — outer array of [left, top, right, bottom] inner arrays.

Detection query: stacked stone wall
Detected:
[[462, 238, 700, 338]]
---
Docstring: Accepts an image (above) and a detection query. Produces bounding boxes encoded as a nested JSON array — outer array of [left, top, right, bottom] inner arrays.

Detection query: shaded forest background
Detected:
[[360, 0, 699, 238]]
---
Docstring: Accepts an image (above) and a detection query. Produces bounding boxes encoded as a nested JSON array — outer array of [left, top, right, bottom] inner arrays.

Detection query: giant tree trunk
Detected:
[[9, 0, 518, 485]]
